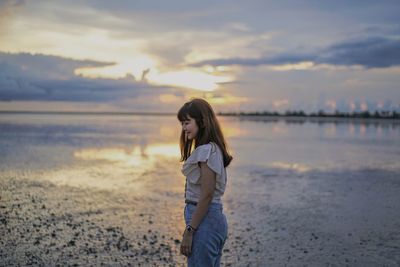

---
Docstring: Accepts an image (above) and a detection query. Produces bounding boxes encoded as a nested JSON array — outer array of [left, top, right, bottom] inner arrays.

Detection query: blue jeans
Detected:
[[184, 202, 228, 267]]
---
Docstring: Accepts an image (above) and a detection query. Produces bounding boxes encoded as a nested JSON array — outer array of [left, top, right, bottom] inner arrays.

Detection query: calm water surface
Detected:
[[1, 113, 399, 178]]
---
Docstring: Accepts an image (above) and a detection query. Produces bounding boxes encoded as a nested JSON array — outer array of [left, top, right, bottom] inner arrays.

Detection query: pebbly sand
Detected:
[[1, 164, 400, 266]]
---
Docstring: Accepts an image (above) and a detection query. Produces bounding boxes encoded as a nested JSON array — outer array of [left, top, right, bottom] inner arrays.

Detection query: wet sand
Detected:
[[1, 177, 183, 266], [225, 166, 400, 266], [1, 165, 399, 266]]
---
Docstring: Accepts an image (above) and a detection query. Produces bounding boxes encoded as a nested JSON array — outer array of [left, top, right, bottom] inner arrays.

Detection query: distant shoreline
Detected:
[[0, 110, 399, 120], [0, 110, 176, 116]]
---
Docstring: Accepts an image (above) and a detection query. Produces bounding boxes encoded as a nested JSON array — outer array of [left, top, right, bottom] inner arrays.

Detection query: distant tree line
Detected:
[[218, 110, 399, 119]]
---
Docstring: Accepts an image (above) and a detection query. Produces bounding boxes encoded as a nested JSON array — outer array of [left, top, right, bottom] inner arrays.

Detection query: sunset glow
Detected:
[[0, 1, 398, 113], [73, 143, 180, 166], [147, 69, 233, 91]]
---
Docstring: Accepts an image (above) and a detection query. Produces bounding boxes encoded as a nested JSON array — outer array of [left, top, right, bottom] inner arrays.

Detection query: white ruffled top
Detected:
[[181, 141, 227, 204]]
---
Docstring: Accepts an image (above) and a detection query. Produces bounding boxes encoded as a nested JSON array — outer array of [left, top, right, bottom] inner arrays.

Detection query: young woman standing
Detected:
[[177, 98, 233, 266]]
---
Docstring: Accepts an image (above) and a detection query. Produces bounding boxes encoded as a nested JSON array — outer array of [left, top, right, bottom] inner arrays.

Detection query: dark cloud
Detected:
[[0, 76, 142, 102], [318, 37, 400, 68], [190, 36, 400, 69], [0, 52, 162, 102], [0, 52, 115, 79], [190, 53, 316, 67]]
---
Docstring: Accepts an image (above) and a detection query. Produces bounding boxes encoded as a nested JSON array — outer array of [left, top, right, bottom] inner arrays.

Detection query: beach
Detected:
[[1, 114, 399, 266], [0, 156, 187, 266], [2, 167, 400, 266]]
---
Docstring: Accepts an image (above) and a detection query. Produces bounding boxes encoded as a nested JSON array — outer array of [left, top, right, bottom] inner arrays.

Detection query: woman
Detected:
[[177, 98, 233, 266]]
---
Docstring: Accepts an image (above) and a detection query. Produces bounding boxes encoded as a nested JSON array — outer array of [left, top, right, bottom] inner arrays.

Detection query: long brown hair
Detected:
[[177, 98, 233, 167]]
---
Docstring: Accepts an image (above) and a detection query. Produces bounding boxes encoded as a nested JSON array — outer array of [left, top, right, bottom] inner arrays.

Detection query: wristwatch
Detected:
[[186, 224, 197, 233]]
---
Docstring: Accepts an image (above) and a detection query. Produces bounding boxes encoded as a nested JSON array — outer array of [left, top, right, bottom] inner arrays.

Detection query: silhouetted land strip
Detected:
[[218, 110, 399, 120]]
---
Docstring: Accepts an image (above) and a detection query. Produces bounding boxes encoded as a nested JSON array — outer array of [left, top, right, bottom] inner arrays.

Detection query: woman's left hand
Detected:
[[180, 229, 194, 256]]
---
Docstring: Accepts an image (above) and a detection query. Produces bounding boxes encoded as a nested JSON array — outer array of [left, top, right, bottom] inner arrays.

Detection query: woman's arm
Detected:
[[188, 161, 216, 229]]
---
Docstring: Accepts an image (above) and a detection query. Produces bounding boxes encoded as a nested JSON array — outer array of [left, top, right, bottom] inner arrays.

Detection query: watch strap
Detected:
[[186, 224, 197, 232]]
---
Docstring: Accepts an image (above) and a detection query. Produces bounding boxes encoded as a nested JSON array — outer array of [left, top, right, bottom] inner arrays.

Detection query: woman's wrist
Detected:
[[185, 224, 197, 234]]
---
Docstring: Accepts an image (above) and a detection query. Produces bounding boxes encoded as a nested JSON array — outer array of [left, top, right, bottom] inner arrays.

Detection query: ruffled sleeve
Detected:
[[181, 142, 224, 185]]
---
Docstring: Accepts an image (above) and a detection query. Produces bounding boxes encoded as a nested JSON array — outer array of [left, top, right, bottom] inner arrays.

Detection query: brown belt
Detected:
[[185, 199, 198, 206]]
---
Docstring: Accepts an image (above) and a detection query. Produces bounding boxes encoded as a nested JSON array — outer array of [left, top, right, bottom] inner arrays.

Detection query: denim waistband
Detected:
[[186, 201, 223, 211]]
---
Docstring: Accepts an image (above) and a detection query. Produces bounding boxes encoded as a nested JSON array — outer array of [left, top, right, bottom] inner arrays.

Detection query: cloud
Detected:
[[143, 41, 192, 67], [318, 36, 400, 68], [0, 52, 115, 79], [0, 0, 25, 16], [190, 53, 315, 67], [0, 52, 164, 102], [0, 0, 25, 34], [190, 36, 400, 69]]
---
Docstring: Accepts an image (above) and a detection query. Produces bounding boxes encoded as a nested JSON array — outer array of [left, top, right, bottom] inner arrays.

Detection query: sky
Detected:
[[0, 0, 399, 113]]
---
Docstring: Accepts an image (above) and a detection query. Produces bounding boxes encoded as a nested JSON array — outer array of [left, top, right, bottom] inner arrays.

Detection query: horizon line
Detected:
[[0, 109, 398, 118]]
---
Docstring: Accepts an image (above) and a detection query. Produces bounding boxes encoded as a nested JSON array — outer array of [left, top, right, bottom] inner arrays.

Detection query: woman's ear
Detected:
[[197, 119, 203, 129], [200, 118, 206, 129]]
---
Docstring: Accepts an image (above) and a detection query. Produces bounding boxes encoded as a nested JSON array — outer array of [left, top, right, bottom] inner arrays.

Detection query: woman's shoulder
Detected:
[[187, 142, 220, 160], [189, 142, 224, 174], [194, 141, 220, 154]]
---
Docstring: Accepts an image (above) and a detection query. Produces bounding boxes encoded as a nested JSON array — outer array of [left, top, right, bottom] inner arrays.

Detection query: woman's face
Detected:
[[181, 115, 199, 141]]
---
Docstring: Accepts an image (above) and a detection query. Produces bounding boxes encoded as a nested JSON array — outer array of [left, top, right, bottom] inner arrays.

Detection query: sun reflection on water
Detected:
[[74, 142, 180, 166], [33, 142, 182, 191], [270, 161, 311, 173]]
